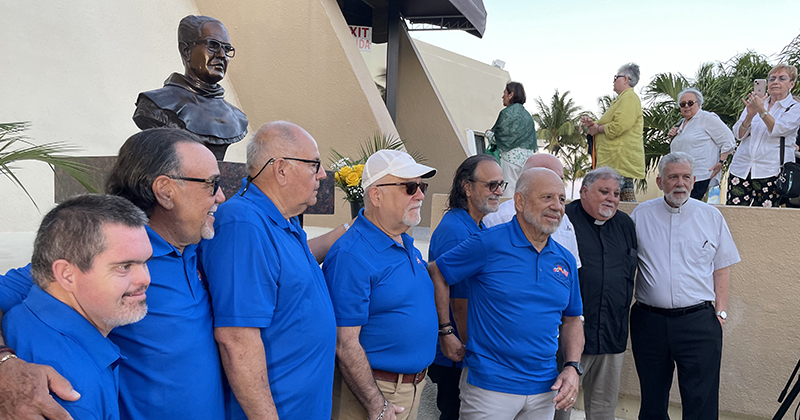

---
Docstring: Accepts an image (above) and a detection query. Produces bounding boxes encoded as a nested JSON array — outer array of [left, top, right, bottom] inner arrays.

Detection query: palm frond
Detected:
[[0, 122, 98, 210], [329, 132, 426, 169]]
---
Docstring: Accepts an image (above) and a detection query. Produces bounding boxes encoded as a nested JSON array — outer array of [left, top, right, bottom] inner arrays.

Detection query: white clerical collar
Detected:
[[661, 197, 684, 213], [594, 219, 606, 225]]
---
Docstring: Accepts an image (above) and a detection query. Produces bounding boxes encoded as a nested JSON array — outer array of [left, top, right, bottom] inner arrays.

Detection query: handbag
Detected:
[[776, 128, 800, 198]]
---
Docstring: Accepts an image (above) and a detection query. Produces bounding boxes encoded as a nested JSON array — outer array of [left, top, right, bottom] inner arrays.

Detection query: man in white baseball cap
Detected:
[[324, 149, 437, 420]]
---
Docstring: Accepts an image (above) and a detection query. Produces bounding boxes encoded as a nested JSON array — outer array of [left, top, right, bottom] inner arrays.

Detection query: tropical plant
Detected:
[[532, 90, 588, 157], [328, 132, 425, 203], [1, 122, 96, 209], [561, 145, 592, 198]]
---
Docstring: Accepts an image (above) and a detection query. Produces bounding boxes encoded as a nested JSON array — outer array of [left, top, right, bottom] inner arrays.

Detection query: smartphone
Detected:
[[754, 79, 766, 97]]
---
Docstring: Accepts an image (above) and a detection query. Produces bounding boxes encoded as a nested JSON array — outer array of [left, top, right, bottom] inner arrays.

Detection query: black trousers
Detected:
[[690, 179, 711, 201], [630, 302, 722, 420], [427, 364, 462, 420]]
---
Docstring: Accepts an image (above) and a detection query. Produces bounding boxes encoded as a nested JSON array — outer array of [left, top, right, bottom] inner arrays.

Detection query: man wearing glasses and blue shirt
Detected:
[[200, 121, 337, 420], [325, 149, 438, 420]]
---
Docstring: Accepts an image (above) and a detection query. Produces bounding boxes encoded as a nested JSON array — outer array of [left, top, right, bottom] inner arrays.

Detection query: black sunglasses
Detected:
[[679, 100, 697, 108], [614, 74, 627, 81], [189, 39, 236, 58], [469, 179, 508, 193], [374, 181, 429, 195], [167, 175, 221, 195], [282, 157, 322, 173]]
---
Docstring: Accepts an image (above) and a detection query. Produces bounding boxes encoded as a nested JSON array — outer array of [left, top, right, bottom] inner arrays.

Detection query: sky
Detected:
[[411, 0, 800, 116]]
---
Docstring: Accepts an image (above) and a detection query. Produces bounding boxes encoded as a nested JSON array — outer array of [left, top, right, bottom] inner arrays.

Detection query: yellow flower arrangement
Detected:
[[330, 158, 365, 202]]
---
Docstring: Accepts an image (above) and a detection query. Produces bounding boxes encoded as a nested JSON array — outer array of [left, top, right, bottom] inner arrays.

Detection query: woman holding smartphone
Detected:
[[727, 64, 800, 206]]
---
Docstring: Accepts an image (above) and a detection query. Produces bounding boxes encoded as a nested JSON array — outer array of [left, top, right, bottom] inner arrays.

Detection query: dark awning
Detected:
[[402, 0, 486, 38], [354, 0, 487, 42]]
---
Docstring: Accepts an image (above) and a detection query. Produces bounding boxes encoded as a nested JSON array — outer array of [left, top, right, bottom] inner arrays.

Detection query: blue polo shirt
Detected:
[[200, 179, 337, 420], [436, 216, 582, 395], [0, 228, 225, 420], [428, 208, 484, 368], [3, 286, 123, 420], [0, 264, 32, 312], [323, 209, 438, 374], [110, 226, 224, 420]]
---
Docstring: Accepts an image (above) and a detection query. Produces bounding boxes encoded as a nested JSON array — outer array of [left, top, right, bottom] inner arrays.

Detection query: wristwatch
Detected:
[[760, 110, 769, 119], [718, 159, 725, 165], [563, 361, 584, 376], [716, 311, 728, 320]]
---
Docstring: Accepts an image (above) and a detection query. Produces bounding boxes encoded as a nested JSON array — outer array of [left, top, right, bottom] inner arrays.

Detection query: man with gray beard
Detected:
[[630, 152, 740, 420], [428, 168, 584, 419], [324, 150, 438, 420]]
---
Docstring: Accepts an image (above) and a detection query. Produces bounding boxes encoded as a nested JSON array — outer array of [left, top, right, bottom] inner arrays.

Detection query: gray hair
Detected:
[[618, 63, 641, 87], [106, 128, 203, 217], [658, 152, 695, 176], [678, 88, 704, 107], [581, 166, 623, 190], [246, 121, 301, 173], [31, 194, 148, 288]]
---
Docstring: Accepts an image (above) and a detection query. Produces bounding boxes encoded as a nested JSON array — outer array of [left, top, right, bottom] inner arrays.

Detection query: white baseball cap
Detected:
[[361, 149, 437, 189]]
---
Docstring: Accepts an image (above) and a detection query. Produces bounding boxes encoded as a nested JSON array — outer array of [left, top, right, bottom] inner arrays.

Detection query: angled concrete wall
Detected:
[[395, 25, 470, 227]]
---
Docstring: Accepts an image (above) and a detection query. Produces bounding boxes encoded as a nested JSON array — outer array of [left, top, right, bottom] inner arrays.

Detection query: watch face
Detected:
[[717, 311, 727, 320]]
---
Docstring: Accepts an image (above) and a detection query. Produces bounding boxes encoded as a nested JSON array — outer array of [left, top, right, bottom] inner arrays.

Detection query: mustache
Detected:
[[123, 285, 148, 297]]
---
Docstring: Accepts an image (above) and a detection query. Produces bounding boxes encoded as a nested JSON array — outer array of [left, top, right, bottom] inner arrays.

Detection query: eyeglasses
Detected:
[[469, 179, 508, 193], [167, 175, 221, 195], [374, 181, 429, 195], [768, 75, 793, 83], [281, 157, 322, 173], [679, 100, 697, 108], [240, 156, 322, 196], [189, 39, 236, 58], [614, 75, 627, 81]]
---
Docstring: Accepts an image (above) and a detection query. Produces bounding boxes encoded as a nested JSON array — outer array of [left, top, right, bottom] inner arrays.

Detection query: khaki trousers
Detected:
[[331, 365, 426, 420], [553, 352, 625, 420]]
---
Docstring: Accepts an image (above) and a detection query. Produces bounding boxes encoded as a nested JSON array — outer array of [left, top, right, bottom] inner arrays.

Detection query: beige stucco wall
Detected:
[[431, 194, 799, 419]]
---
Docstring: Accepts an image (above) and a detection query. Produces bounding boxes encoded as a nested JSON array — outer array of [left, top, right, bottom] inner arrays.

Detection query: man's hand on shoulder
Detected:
[[0, 356, 79, 420]]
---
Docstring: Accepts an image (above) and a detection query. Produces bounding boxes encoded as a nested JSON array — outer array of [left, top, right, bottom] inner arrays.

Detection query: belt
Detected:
[[372, 368, 427, 385], [635, 301, 712, 317]]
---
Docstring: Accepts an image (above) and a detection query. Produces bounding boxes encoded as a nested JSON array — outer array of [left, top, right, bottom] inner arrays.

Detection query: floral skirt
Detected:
[[726, 173, 781, 207]]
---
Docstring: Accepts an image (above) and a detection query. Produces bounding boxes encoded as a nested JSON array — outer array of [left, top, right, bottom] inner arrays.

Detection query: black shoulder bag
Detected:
[[775, 103, 800, 198]]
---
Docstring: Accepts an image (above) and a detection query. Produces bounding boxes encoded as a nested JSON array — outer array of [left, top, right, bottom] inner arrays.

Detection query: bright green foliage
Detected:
[[1, 122, 97, 210], [532, 90, 588, 157]]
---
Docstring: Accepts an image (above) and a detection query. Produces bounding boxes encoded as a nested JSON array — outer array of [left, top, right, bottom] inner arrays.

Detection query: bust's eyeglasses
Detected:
[[189, 39, 235, 58], [468, 179, 508, 193], [167, 175, 221, 195], [375, 181, 429, 195], [613, 74, 627, 81], [679, 100, 697, 108], [768, 75, 793, 83]]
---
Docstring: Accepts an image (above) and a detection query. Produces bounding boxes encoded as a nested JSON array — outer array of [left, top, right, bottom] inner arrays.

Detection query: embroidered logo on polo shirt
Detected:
[[553, 265, 569, 278], [416, 256, 423, 265]]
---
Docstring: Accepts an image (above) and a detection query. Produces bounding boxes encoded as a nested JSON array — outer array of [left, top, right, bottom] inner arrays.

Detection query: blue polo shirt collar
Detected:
[[146, 225, 198, 258], [25, 286, 123, 369], [237, 178, 301, 235], [508, 215, 557, 254], [351, 208, 415, 253], [451, 207, 485, 231]]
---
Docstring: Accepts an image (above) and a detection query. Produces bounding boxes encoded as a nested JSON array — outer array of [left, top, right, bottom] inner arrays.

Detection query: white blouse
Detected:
[[730, 95, 800, 179], [670, 109, 735, 182]]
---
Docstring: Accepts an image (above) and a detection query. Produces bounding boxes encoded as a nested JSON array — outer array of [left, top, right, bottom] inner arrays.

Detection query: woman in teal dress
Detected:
[[487, 81, 538, 197]]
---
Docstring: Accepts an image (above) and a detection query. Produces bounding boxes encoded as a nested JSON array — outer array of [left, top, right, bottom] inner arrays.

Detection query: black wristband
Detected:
[[719, 159, 725, 165], [438, 322, 452, 329], [0, 346, 14, 355], [438, 326, 455, 336]]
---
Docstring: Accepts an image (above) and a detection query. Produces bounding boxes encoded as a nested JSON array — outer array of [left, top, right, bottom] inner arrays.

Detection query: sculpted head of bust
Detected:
[[178, 15, 234, 86]]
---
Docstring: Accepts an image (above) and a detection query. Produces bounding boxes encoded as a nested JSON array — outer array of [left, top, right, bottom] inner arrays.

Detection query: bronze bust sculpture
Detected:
[[133, 15, 248, 160]]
